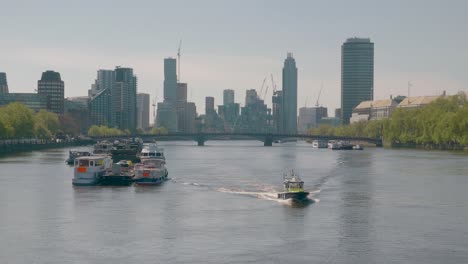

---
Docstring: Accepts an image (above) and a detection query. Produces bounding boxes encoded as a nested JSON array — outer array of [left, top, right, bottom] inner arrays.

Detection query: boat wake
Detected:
[[216, 186, 319, 206]]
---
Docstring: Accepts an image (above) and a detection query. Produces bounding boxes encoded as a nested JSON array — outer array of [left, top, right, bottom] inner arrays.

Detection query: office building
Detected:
[[0, 72, 8, 94], [223, 89, 235, 105], [37, 71, 65, 114], [89, 70, 115, 97], [0, 93, 47, 111], [205, 96, 215, 115], [297, 106, 328, 133], [164, 58, 177, 102], [272, 90, 283, 133], [156, 102, 178, 132], [341, 37, 374, 124], [137, 93, 150, 130], [89, 88, 111, 126], [113, 67, 137, 131], [282, 53, 298, 133]]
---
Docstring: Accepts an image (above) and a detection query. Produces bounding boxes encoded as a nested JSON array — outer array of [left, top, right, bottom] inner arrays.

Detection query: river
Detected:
[[0, 141, 467, 263]]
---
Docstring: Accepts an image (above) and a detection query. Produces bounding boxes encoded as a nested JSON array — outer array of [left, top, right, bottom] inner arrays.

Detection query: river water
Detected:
[[0, 141, 467, 263]]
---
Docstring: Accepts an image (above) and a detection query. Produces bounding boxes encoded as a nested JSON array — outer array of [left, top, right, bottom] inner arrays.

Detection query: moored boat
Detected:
[[93, 141, 113, 155], [72, 156, 112, 186], [139, 143, 165, 161], [100, 160, 134, 186], [133, 158, 168, 185], [277, 170, 309, 201], [66, 150, 92, 165], [312, 140, 328, 148]]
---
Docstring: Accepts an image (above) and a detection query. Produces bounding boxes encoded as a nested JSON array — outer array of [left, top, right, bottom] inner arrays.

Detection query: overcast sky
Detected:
[[1, 0, 467, 118]]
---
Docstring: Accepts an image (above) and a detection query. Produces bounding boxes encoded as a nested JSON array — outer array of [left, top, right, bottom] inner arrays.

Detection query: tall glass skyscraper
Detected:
[[114, 67, 137, 131], [282, 53, 298, 134], [341, 38, 374, 124], [164, 58, 177, 102]]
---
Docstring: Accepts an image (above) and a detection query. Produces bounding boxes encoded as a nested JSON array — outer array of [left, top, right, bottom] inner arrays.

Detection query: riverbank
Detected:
[[0, 140, 95, 155]]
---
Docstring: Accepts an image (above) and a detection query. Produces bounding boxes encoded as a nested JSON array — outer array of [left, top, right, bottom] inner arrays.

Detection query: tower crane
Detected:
[[271, 74, 277, 93], [259, 77, 266, 98], [315, 82, 323, 107]]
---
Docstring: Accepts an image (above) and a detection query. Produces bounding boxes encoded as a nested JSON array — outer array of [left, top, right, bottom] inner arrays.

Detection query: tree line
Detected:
[[308, 94, 468, 146], [87, 126, 168, 137], [0, 103, 60, 139]]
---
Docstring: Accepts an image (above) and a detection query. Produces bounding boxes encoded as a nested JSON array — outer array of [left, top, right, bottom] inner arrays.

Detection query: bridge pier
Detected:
[[196, 134, 206, 146], [264, 136, 273, 146]]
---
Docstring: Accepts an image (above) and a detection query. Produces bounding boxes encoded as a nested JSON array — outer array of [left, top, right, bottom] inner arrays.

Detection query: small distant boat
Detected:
[[353, 144, 364, 150], [100, 160, 134, 186], [133, 158, 168, 185], [72, 156, 112, 186], [329, 140, 353, 150], [66, 150, 91, 165], [277, 170, 310, 201], [312, 140, 328, 148]]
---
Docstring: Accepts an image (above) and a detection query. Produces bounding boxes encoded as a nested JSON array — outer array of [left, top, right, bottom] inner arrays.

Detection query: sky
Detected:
[[1, 0, 467, 120]]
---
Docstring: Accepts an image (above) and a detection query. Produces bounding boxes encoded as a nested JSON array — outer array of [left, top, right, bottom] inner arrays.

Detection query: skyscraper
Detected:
[[37, 70, 64, 114], [0, 72, 8, 94], [156, 58, 178, 132], [282, 53, 298, 133], [114, 67, 137, 131], [164, 58, 177, 102], [89, 70, 115, 97], [223, 89, 234, 105], [272, 90, 283, 133], [205, 96, 215, 115], [341, 37, 374, 124], [137, 93, 150, 130]]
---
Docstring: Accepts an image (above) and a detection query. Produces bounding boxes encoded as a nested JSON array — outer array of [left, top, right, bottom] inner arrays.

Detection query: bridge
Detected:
[[91, 133, 383, 147]]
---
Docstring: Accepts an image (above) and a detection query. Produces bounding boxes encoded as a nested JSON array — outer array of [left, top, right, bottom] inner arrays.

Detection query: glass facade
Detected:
[[341, 38, 374, 124]]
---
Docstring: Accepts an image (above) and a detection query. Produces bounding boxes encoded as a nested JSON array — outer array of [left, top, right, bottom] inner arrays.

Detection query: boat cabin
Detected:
[[74, 156, 112, 172]]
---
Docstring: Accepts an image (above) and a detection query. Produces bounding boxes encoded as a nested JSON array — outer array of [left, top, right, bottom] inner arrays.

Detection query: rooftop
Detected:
[[354, 99, 396, 109], [398, 96, 441, 107]]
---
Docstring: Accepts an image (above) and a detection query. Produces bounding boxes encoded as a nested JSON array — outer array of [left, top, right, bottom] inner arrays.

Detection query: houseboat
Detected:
[[72, 156, 112, 186]]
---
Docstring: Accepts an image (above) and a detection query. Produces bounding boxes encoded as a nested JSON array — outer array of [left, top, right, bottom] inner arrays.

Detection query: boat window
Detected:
[[90, 161, 95, 166], [74, 160, 79, 166], [156, 153, 161, 157], [78, 160, 89, 167], [150, 153, 156, 157], [96, 160, 103, 166]]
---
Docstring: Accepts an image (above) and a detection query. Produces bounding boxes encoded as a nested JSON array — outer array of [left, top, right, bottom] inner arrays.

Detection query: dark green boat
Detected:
[[277, 170, 309, 201]]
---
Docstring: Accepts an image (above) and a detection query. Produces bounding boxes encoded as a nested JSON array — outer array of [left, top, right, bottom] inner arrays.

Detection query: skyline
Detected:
[[1, 0, 467, 115]]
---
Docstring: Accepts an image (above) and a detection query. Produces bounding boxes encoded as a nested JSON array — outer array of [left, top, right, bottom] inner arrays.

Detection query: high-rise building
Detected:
[[137, 93, 150, 130], [341, 37, 374, 124], [0, 72, 8, 94], [272, 90, 283, 133], [177, 83, 187, 102], [156, 102, 178, 132], [297, 106, 328, 133], [89, 70, 115, 97], [156, 58, 178, 131], [205, 96, 215, 115], [0, 93, 47, 111], [37, 70, 65, 114], [223, 89, 235, 105], [245, 89, 257, 105], [164, 58, 177, 102], [113, 67, 137, 131], [282, 53, 298, 133], [89, 88, 111, 127]]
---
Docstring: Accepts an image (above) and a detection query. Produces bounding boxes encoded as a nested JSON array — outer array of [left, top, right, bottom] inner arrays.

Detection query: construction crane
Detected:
[[262, 85, 269, 100], [270, 74, 277, 93], [258, 77, 266, 98], [315, 82, 323, 107], [177, 40, 182, 82]]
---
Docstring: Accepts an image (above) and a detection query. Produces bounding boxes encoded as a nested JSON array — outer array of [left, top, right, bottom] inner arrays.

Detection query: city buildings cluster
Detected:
[[6, 37, 448, 135]]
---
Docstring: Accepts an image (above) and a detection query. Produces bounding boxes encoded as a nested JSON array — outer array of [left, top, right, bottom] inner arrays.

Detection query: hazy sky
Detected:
[[1, 0, 467, 118]]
